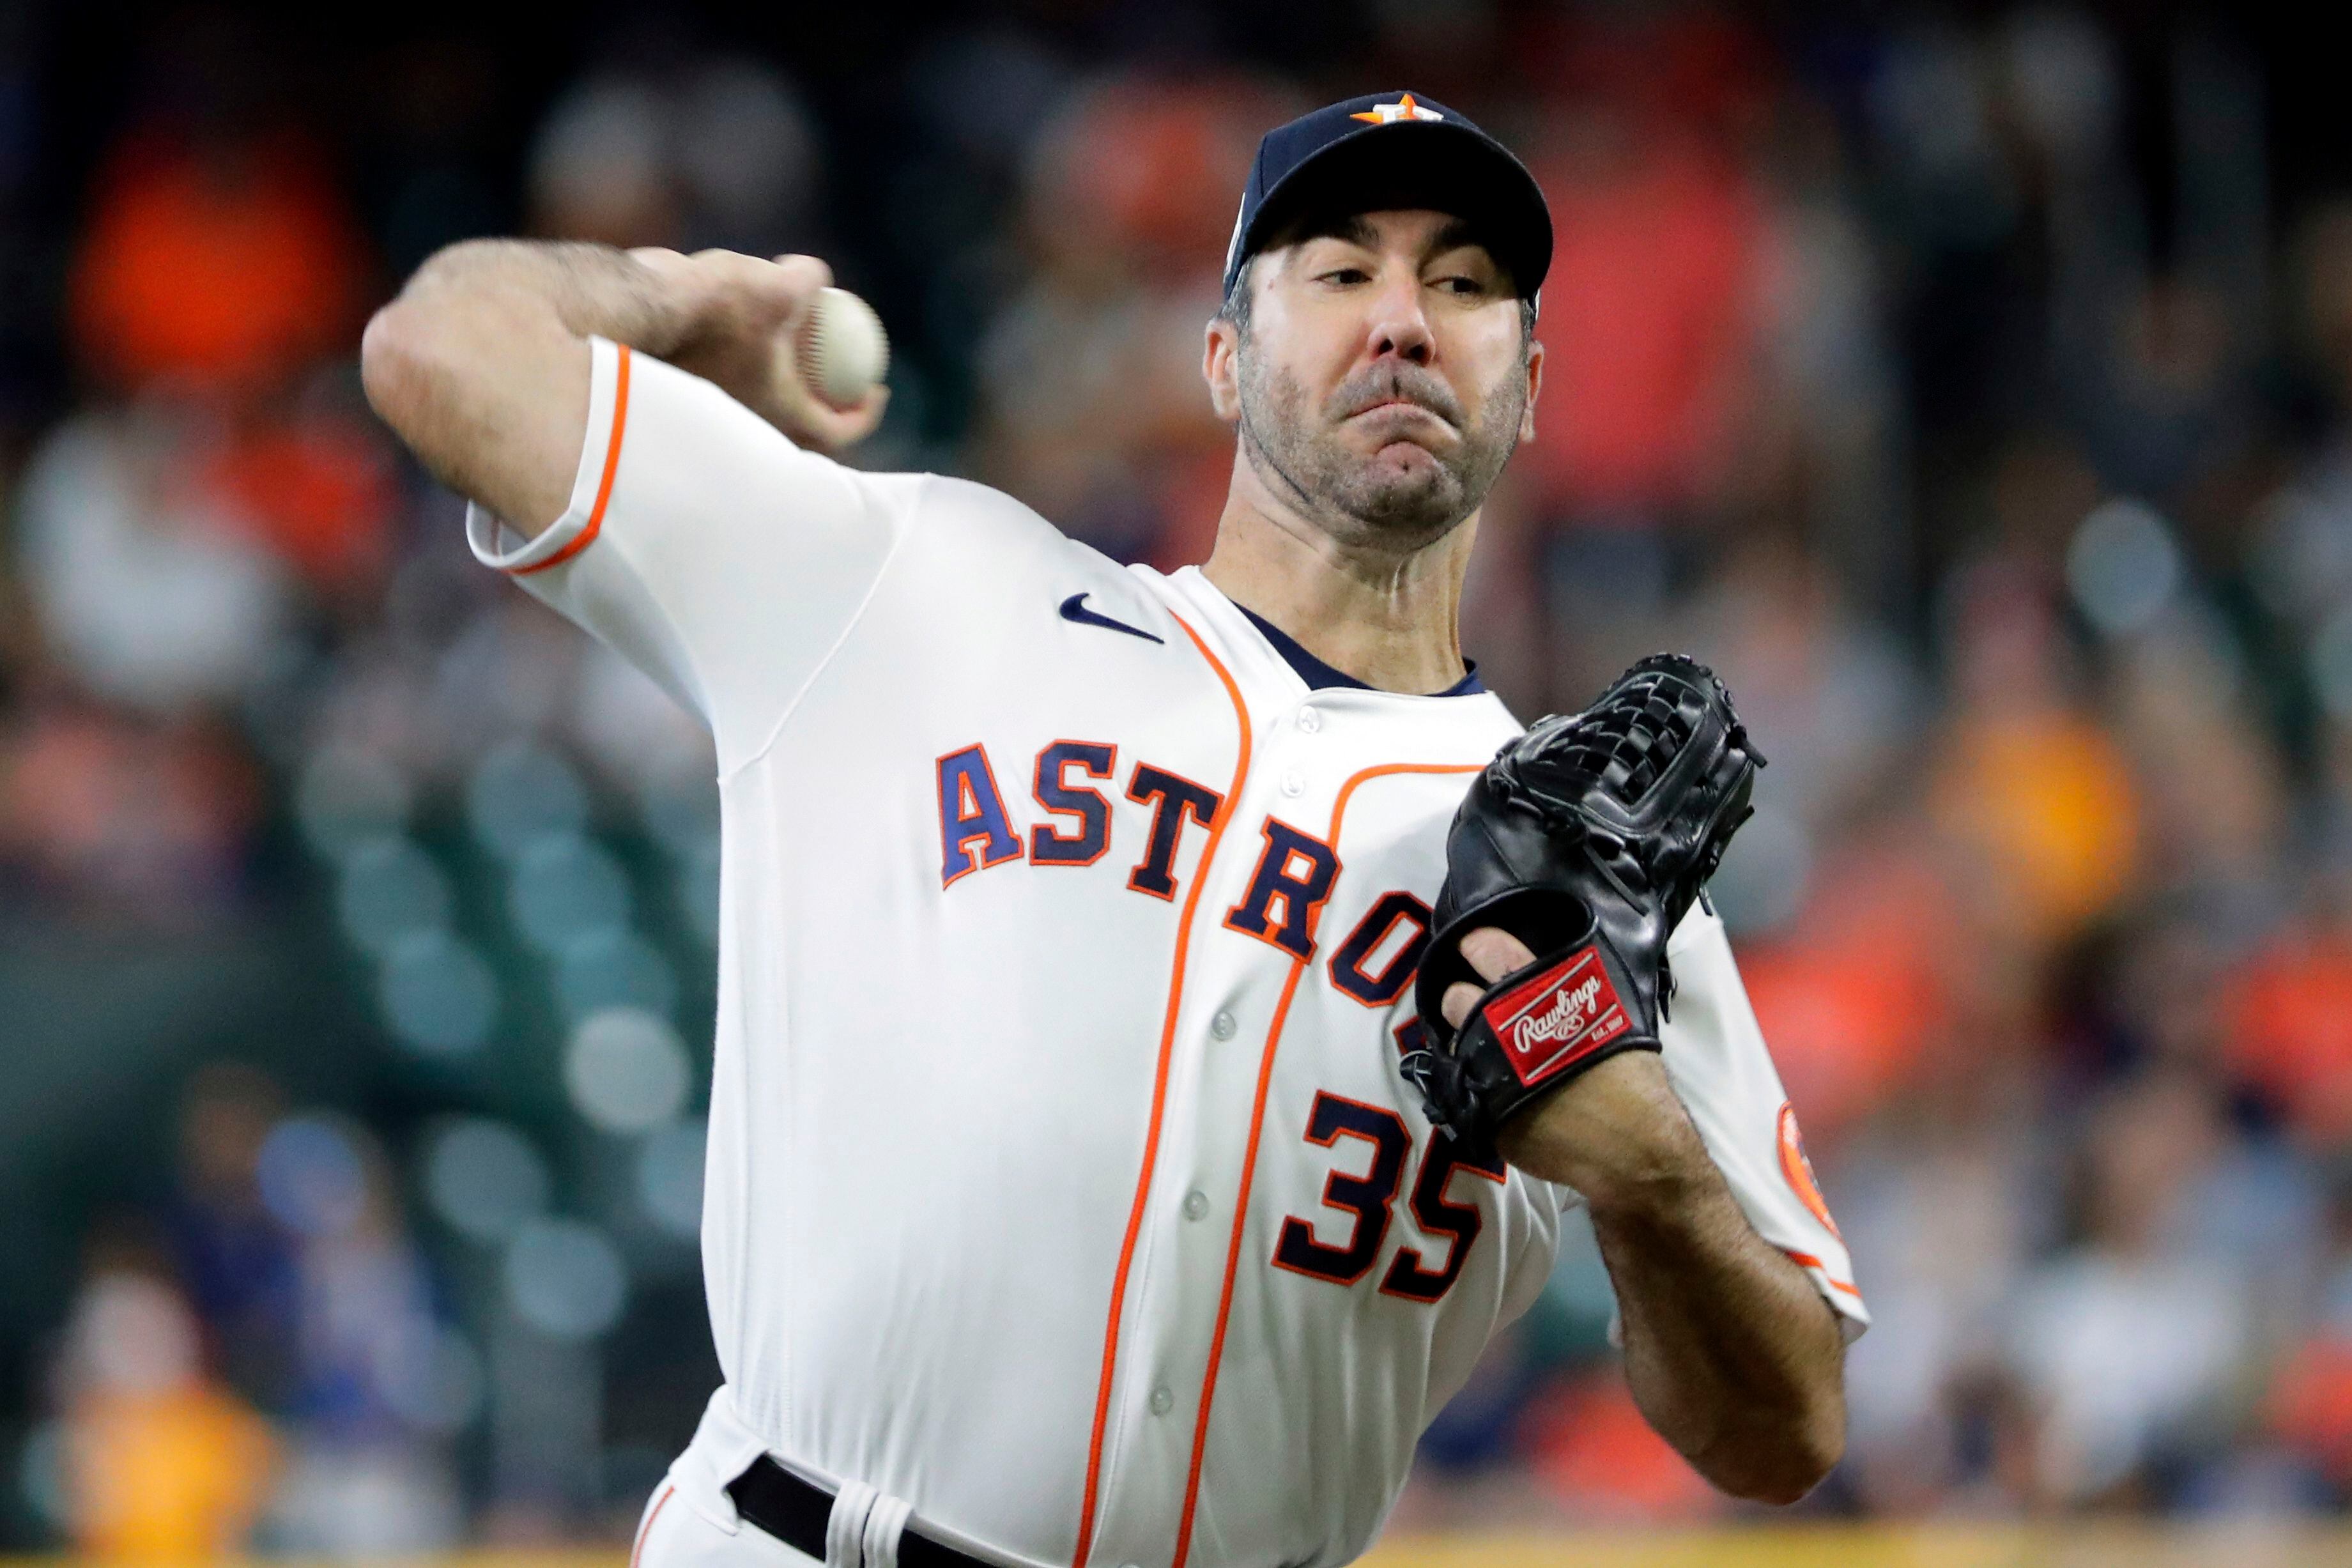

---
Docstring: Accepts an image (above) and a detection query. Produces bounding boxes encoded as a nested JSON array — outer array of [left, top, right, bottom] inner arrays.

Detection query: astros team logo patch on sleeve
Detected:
[[1479, 946, 1629, 1088], [1777, 1102, 1841, 1237]]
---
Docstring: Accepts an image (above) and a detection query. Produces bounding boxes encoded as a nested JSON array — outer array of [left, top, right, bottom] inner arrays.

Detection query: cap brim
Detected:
[[1238, 119, 1552, 300]]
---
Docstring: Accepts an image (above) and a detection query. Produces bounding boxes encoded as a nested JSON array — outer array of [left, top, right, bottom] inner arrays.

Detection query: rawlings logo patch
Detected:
[[1480, 947, 1629, 1088]]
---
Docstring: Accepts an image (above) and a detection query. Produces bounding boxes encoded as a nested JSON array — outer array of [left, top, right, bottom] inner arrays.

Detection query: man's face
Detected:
[[1206, 208, 1541, 553]]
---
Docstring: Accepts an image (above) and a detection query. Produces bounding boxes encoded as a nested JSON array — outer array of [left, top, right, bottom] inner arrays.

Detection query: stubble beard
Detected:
[[1236, 345, 1525, 553]]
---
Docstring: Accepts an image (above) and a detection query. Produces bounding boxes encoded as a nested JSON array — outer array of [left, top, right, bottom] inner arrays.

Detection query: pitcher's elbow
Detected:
[[1720, 1403, 1845, 1506], [1740, 1442, 1841, 1507], [360, 300, 452, 436], [1679, 1381, 1844, 1507], [361, 304, 415, 418]]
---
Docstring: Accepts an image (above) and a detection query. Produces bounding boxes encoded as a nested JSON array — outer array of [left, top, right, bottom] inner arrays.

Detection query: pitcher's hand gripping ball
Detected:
[[1404, 655, 1765, 1149]]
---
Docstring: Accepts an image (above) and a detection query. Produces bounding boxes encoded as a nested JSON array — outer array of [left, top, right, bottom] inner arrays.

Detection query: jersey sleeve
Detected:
[[1655, 900, 1870, 1337], [465, 336, 928, 772]]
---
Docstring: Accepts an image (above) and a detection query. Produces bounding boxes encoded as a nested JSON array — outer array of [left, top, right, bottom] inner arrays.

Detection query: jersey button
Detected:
[[1280, 769, 1305, 797], [1149, 1384, 1174, 1415], [1183, 1189, 1210, 1221], [1298, 707, 1323, 734], [1210, 1010, 1236, 1040]]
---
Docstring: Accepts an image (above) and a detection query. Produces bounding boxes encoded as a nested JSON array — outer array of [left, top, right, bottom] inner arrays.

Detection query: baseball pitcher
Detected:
[[362, 91, 1863, 1568]]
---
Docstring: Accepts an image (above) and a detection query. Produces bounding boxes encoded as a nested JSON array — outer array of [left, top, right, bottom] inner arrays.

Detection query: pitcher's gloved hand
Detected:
[[1401, 655, 1765, 1153]]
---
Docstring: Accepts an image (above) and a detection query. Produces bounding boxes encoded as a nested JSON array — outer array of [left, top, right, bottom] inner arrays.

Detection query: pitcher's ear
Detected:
[[1204, 317, 1243, 422], [1519, 338, 1544, 443]]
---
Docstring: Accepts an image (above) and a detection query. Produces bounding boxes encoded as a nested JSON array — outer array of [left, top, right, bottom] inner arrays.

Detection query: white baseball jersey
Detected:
[[468, 339, 1866, 1568]]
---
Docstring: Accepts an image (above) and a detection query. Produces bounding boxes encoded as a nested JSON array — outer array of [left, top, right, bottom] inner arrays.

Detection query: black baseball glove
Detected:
[[1403, 654, 1765, 1151]]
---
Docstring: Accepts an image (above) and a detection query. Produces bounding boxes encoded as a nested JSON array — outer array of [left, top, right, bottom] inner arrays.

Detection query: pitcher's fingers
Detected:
[[767, 253, 834, 296], [801, 385, 889, 450], [1461, 926, 1538, 983], [1442, 980, 1484, 1031], [722, 253, 832, 337]]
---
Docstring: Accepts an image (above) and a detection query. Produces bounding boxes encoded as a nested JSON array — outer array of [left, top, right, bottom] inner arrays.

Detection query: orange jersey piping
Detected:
[[630, 1482, 674, 1568], [1070, 613, 1252, 1568], [515, 342, 632, 576], [1169, 761, 1481, 1568], [1783, 1248, 1864, 1299]]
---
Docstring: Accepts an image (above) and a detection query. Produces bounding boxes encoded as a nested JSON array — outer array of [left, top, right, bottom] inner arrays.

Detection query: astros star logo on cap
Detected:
[[1349, 93, 1445, 125]]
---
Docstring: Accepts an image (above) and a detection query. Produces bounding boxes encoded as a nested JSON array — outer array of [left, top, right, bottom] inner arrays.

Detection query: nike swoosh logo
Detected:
[[1059, 592, 1164, 644]]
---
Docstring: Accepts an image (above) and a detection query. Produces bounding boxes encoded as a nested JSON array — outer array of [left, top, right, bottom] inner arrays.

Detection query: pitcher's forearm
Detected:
[[399, 240, 695, 358], [360, 242, 666, 528], [1590, 1160, 1847, 1504], [1500, 1060, 1844, 1504], [364, 240, 875, 518]]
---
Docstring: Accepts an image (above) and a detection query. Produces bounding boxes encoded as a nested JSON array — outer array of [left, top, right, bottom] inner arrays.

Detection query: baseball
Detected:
[[796, 285, 889, 410]]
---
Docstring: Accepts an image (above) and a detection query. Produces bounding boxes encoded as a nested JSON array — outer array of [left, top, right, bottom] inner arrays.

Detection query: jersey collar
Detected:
[[1234, 606, 1485, 698]]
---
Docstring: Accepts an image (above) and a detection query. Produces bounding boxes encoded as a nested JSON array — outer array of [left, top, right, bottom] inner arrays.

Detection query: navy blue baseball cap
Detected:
[[1221, 91, 1553, 307]]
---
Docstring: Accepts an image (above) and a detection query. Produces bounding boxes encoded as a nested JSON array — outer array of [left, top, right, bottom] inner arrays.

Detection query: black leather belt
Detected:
[[726, 1455, 982, 1568]]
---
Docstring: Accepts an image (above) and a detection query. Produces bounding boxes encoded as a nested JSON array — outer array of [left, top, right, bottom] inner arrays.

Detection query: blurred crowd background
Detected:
[[4, 0, 2352, 1553]]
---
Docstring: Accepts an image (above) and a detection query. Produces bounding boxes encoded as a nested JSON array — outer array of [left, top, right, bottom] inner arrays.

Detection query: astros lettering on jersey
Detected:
[[469, 339, 1868, 1568]]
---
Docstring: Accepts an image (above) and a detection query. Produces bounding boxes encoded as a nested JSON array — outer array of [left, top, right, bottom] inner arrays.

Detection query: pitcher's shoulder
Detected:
[[881, 473, 1146, 606]]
